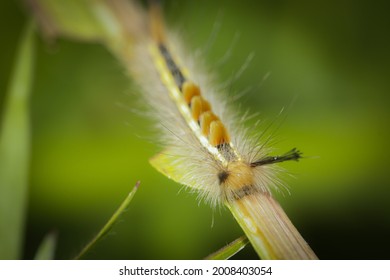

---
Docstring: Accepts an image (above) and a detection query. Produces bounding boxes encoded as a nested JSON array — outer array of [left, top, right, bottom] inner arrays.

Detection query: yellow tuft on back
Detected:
[[209, 120, 230, 146], [200, 111, 219, 136], [182, 81, 201, 104]]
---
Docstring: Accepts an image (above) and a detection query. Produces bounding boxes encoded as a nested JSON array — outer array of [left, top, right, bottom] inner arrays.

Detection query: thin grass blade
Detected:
[[205, 236, 249, 260], [74, 181, 140, 259]]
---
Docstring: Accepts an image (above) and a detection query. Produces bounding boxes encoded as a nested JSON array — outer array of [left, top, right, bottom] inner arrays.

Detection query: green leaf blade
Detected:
[[74, 181, 140, 259], [0, 21, 35, 260], [205, 236, 249, 260]]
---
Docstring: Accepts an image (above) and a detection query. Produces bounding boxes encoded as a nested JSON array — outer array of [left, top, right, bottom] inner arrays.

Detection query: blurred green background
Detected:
[[1, 0, 390, 259]]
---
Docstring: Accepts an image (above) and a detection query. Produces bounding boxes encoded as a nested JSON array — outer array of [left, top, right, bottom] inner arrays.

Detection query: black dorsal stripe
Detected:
[[216, 143, 238, 162], [158, 44, 186, 89]]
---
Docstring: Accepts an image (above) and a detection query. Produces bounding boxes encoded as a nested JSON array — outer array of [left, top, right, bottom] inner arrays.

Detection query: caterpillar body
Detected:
[[103, 0, 317, 259]]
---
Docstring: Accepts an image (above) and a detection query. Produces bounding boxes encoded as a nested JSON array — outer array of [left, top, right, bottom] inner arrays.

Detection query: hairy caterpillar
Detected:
[[29, 0, 317, 259], [114, 1, 318, 259]]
